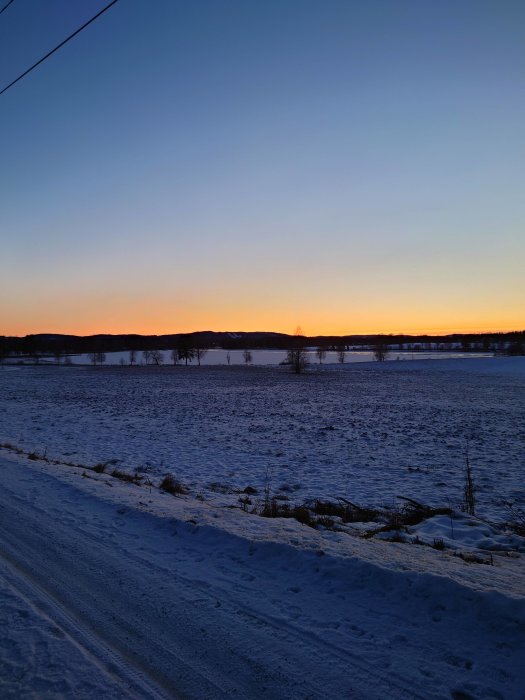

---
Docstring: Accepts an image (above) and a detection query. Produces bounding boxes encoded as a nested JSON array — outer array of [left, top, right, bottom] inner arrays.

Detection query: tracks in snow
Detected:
[[0, 457, 487, 699]]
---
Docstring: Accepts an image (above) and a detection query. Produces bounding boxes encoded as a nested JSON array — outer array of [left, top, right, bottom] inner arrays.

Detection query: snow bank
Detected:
[[0, 452, 524, 699], [408, 514, 525, 553]]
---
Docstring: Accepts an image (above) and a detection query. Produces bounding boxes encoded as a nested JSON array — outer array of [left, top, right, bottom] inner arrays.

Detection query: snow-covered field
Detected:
[[0, 356, 524, 699], [1, 357, 524, 520]]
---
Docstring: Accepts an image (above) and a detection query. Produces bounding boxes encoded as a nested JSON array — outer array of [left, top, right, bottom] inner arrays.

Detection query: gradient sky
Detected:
[[1, 0, 524, 336]]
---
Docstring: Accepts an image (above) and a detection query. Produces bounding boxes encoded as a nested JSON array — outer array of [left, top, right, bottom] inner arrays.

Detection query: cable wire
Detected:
[[0, 0, 15, 16], [0, 0, 120, 96]]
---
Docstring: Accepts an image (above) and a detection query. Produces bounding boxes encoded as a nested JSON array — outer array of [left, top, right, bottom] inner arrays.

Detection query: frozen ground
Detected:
[[1, 357, 524, 521], [0, 452, 524, 700], [0, 357, 524, 698]]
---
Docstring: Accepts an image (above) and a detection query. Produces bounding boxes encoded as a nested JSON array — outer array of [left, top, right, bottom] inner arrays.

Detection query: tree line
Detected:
[[1, 330, 523, 369]]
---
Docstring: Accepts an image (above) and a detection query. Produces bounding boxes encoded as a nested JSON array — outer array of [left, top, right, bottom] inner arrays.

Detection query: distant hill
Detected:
[[0, 329, 523, 357]]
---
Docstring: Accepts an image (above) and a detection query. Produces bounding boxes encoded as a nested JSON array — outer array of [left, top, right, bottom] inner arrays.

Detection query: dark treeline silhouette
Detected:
[[0, 330, 524, 359]]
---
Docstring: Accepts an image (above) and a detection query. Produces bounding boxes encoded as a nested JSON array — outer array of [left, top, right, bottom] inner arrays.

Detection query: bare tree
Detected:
[[286, 326, 309, 374], [89, 352, 106, 366], [243, 349, 253, 365], [170, 348, 179, 365], [226, 351, 231, 365], [129, 349, 137, 366], [178, 346, 195, 365], [373, 337, 389, 362], [142, 350, 151, 365], [150, 350, 164, 366], [195, 347, 207, 366], [177, 336, 195, 366], [462, 441, 476, 515], [336, 344, 346, 363], [316, 347, 327, 364]]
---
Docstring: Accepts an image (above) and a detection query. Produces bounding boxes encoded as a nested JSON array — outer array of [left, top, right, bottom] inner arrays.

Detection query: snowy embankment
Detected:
[[0, 451, 524, 700]]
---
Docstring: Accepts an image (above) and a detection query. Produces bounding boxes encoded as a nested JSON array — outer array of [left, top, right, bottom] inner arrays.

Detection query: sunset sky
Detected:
[[1, 0, 523, 337]]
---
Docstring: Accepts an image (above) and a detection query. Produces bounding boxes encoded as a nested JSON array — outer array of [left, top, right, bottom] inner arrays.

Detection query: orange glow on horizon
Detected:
[[0, 319, 525, 337], [2, 284, 523, 338]]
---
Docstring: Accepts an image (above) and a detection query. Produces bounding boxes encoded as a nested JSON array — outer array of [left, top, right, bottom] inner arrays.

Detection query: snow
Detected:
[[1, 357, 524, 520], [408, 514, 525, 553], [5, 348, 493, 366], [0, 357, 524, 698], [0, 452, 524, 699]]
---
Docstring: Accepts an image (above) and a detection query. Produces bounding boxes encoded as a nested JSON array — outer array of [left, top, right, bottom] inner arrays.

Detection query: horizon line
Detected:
[[4, 326, 524, 339]]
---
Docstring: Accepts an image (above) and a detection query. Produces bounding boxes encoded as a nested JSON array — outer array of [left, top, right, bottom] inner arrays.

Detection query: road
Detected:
[[0, 455, 522, 699]]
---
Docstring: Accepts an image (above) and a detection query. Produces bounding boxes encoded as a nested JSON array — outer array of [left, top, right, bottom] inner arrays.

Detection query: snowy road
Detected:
[[0, 455, 523, 699]]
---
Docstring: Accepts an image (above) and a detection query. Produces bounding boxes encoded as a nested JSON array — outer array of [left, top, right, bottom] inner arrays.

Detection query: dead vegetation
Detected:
[[111, 468, 142, 484], [1, 441, 520, 560], [503, 502, 525, 537], [159, 474, 188, 496], [252, 490, 454, 538], [93, 462, 108, 473]]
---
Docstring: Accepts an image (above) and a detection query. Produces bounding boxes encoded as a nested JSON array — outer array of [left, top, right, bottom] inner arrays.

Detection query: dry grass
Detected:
[[159, 474, 188, 496]]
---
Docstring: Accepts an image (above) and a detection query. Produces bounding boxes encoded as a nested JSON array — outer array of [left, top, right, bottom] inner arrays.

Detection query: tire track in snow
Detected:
[[2, 457, 518, 699], [0, 556, 171, 700], [0, 459, 436, 699]]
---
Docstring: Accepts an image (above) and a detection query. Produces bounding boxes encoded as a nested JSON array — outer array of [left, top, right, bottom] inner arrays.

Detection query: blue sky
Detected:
[[1, 0, 524, 335]]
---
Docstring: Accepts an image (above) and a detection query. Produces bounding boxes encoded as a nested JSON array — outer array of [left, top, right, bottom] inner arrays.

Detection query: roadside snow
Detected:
[[408, 514, 525, 553], [0, 452, 524, 700], [1, 357, 524, 698]]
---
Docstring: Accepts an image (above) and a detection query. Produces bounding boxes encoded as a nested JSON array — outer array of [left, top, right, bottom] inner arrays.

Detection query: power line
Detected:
[[0, 0, 120, 96], [0, 0, 15, 16]]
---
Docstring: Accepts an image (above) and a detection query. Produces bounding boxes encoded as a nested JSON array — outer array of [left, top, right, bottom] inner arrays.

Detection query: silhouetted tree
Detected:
[[142, 350, 151, 365], [373, 337, 389, 362], [150, 350, 164, 366], [243, 349, 253, 365], [170, 348, 179, 365], [129, 349, 137, 366], [88, 352, 106, 366], [286, 327, 309, 374], [195, 347, 207, 366], [316, 347, 327, 364], [507, 340, 525, 356], [177, 336, 195, 366], [336, 344, 345, 363]]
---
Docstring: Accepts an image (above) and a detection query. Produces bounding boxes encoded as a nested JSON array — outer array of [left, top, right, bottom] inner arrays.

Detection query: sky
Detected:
[[1, 0, 524, 337]]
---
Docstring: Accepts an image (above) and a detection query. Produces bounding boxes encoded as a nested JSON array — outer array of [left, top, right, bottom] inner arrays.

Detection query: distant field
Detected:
[[1, 358, 524, 520]]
